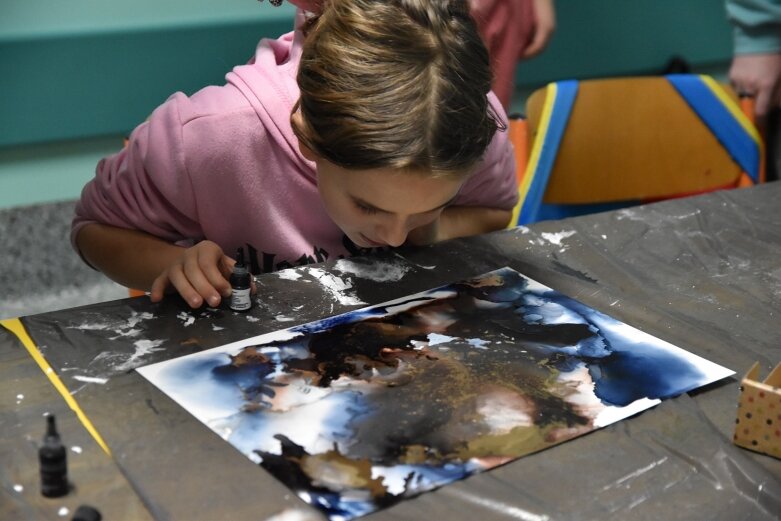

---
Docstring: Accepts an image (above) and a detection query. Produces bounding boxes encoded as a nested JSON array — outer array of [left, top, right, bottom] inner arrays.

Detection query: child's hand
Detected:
[[150, 240, 235, 308], [522, 0, 556, 59], [729, 52, 781, 121]]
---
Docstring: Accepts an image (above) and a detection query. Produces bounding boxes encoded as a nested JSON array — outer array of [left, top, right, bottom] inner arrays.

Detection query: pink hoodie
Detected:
[[72, 12, 517, 274]]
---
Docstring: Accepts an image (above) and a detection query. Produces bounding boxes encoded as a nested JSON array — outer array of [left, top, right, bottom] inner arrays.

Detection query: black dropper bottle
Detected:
[[230, 247, 252, 312], [39, 414, 69, 497]]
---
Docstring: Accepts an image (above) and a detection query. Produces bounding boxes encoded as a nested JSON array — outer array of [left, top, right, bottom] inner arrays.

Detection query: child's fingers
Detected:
[[168, 264, 205, 309], [182, 253, 224, 308], [211, 254, 236, 297], [523, 0, 555, 58], [149, 273, 171, 303], [522, 32, 545, 58], [754, 88, 772, 121], [522, 26, 553, 58]]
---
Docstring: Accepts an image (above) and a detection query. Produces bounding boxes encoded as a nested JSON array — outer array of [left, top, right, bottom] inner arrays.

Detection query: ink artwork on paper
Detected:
[[137, 267, 733, 520]]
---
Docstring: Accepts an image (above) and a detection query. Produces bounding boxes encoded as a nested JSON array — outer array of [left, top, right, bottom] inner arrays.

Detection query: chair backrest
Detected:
[[510, 75, 764, 225]]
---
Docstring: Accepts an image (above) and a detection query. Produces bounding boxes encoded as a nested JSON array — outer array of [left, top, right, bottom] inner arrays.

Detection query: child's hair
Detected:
[[291, 0, 502, 178]]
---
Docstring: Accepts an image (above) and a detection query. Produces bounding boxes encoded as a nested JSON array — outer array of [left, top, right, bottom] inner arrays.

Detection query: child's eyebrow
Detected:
[[352, 194, 457, 215]]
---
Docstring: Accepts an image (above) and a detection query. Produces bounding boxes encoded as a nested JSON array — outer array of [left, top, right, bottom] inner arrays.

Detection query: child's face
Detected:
[[315, 159, 465, 248]]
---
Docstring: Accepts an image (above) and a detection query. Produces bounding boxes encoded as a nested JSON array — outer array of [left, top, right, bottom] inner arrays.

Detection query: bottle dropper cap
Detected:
[[234, 247, 248, 275]]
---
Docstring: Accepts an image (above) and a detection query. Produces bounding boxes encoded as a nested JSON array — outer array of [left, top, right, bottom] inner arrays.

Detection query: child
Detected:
[[72, 0, 518, 309]]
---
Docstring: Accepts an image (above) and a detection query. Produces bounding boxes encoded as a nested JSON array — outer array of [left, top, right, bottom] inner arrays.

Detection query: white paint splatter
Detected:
[[72, 375, 108, 385], [275, 315, 295, 322], [16, 393, 24, 401], [540, 230, 576, 246], [13, 484, 23, 493], [212, 324, 225, 331], [427, 333, 489, 349], [466, 338, 490, 349], [616, 208, 642, 221], [393, 252, 435, 270], [114, 339, 165, 372], [276, 269, 304, 281], [71, 446, 83, 454], [617, 208, 701, 223], [443, 489, 551, 521], [177, 312, 195, 327], [246, 315, 260, 323], [68, 322, 111, 331], [109, 328, 142, 339], [334, 258, 411, 282], [307, 268, 366, 306], [427, 333, 457, 346], [69, 311, 156, 341], [58, 507, 69, 517], [601, 457, 669, 491]]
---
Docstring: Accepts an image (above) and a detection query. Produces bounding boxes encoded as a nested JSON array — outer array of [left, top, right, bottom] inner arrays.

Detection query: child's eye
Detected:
[[356, 202, 378, 215]]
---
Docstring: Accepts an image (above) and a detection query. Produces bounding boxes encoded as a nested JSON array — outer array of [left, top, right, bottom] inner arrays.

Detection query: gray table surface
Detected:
[[3, 183, 781, 520]]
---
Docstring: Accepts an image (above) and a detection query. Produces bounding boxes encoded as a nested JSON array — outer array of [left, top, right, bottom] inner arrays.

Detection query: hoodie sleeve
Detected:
[[453, 92, 519, 212], [726, 0, 781, 54], [71, 92, 204, 259]]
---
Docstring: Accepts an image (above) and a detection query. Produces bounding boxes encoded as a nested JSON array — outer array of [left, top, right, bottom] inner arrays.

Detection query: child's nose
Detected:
[[377, 218, 408, 247]]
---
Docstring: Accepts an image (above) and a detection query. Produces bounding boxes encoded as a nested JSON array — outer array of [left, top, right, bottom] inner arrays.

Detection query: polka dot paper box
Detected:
[[734, 362, 781, 459]]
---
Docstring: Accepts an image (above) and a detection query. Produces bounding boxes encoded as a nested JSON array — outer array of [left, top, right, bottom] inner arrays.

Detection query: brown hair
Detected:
[[291, 0, 502, 177]]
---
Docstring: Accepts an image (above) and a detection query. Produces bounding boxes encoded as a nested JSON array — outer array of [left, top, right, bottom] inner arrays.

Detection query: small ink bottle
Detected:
[[230, 247, 252, 312], [39, 414, 68, 497]]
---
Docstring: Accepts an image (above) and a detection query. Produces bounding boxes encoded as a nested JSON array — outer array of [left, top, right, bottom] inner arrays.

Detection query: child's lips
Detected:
[[360, 234, 386, 247]]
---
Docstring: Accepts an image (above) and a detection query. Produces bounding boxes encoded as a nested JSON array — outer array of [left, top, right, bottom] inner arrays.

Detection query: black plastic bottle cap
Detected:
[[71, 505, 102, 521]]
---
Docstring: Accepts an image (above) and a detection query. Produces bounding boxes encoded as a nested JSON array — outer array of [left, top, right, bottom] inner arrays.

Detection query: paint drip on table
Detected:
[[137, 267, 733, 521]]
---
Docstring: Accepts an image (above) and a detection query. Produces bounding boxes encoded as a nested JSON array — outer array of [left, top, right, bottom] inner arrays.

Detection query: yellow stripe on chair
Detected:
[[509, 83, 559, 227], [700, 75, 761, 145]]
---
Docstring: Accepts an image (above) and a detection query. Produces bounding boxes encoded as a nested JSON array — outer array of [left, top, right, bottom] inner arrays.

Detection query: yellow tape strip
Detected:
[[511, 83, 558, 226], [699, 75, 761, 145], [1, 318, 112, 455]]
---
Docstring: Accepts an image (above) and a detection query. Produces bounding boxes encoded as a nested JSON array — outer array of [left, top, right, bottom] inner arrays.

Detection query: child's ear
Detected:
[[291, 109, 318, 162], [298, 141, 317, 162]]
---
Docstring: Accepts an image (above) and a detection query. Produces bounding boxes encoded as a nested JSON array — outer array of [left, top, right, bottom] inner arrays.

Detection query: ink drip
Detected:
[[230, 247, 252, 312], [39, 414, 68, 497]]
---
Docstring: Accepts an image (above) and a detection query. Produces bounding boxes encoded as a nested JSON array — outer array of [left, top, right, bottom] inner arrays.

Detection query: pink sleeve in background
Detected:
[[470, 0, 536, 108]]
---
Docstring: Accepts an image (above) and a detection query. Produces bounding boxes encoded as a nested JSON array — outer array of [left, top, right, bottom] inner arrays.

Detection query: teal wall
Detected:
[[516, 0, 733, 87], [0, 0, 735, 209], [1, 0, 297, 148]]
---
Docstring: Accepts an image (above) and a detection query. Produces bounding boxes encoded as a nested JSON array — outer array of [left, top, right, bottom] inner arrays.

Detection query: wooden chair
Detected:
[[509, 75, 765, 225]]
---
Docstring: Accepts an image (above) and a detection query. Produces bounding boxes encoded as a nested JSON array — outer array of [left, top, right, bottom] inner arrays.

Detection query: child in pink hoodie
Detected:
[[73, 0, 518, 309]]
